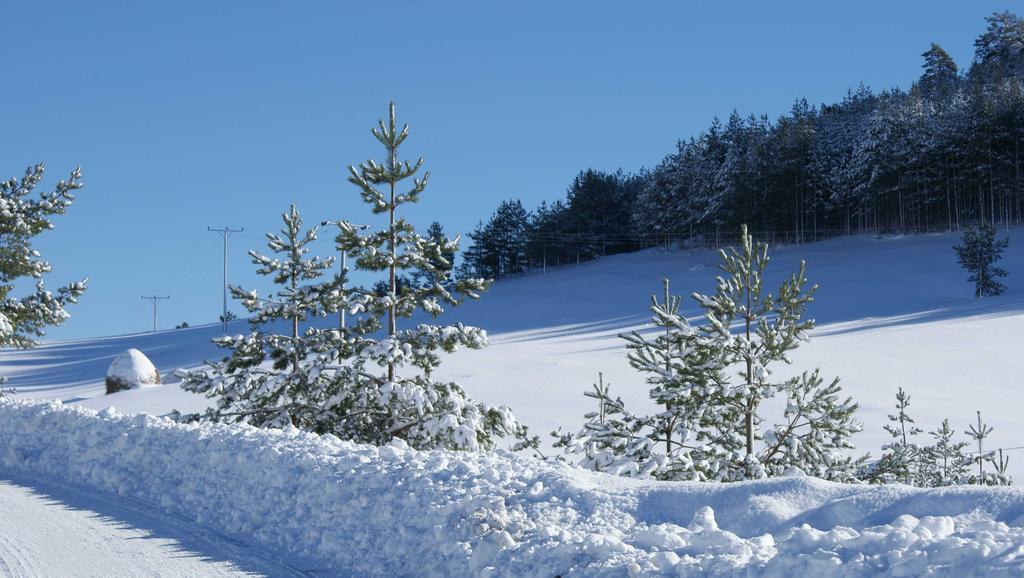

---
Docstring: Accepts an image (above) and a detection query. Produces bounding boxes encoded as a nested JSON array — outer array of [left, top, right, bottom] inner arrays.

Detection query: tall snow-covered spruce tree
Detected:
[[182, 205, 347, 430], [0, 163, 87, 395], [331, 102, 522, 451], [558, 226, 864, 481]]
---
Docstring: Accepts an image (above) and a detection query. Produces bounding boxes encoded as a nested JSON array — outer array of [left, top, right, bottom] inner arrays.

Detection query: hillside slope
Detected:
[[3, 229, 1022, 476]]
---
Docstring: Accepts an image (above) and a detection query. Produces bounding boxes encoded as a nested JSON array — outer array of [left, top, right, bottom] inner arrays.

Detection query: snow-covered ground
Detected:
[[0, 473, 310, 577], [1, 229, 1022, 575]]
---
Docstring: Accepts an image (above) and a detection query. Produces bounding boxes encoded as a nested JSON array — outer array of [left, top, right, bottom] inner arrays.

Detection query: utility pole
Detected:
[[322, 220, 367, 330], [208, 226, 243, 333], [141, 295, 170, 332]]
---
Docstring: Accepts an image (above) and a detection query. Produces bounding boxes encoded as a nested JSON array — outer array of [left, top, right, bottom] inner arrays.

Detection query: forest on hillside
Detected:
[[463, 11, 1024, 280]]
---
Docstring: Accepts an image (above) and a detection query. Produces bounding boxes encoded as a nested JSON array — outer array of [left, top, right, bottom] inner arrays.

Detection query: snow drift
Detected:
[[2, 398, 1024, 576]]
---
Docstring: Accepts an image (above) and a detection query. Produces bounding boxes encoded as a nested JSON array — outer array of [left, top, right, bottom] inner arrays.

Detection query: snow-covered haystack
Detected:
[[105, 348, 161, 394], [2, 398, 1024, 576]]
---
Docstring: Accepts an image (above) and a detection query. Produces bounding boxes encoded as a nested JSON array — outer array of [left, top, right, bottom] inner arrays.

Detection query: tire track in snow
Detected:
[[0, 474, 319, 577], [0, 531, 41, 578]]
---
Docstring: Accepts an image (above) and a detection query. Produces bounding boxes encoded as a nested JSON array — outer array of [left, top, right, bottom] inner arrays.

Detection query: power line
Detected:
[[208, 226, 244, 333], [140, 295, 170, 332], [989, 446, 1024, 453]]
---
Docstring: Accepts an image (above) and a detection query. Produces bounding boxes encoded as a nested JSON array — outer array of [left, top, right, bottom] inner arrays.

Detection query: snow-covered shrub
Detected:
[[965, 411, 1012, 486], [865, 391, 1010, 488], [863, 387, 953, 486], [557, 226, 864, 482], [865, 387, 926, 484], [922, 418, 971, 486], [105, 348, 161, 393]]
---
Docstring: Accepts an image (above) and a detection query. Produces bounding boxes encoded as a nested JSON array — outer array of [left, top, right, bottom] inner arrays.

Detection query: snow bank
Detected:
[[2, 398, 1024, 576]]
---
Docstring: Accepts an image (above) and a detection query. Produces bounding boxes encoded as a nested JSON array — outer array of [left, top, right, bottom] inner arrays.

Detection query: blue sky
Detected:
[[1, 0, 1011, 339]]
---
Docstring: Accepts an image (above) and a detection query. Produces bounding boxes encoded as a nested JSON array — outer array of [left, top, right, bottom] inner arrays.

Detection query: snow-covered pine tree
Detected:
[[559, 229, 862, 482], [918, 43, 960, 99], [966, 411, 1012, 486], [331, 102, 522, 451], [233, 205, 340, 370], [620, 279, 739, 480], [551, 373, 660, 477], [971, 11, 1024, 84], [759, 369, 863, 480], [0, 163, 87, 396], [954, 223, 1009, 297], [696, 224, 862, 480], [922, 418, 969, 487], [409, 221, 454, 289], [464, 200, 531, 279], [182, 205, 346, 430], [869, 387, 925, 485], [555, 281, 739, 481]]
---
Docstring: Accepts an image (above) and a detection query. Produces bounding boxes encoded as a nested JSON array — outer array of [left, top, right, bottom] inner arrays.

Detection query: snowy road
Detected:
[[0, 473, 313, 577]]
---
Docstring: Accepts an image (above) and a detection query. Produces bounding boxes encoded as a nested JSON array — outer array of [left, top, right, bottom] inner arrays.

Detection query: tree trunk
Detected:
[[663, 279, 673, 454], [744, 254, 755, 456], [388, 155, 397, 383], [291, 269, 300, 372]]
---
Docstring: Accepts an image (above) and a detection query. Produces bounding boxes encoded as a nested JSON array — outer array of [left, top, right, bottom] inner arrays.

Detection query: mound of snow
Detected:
[[1, 398, 1023, 576], [105, 349, 160, 394]]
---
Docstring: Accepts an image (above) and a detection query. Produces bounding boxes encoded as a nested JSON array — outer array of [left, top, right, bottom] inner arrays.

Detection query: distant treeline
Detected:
[[462, 11, 1024, 280]]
